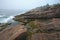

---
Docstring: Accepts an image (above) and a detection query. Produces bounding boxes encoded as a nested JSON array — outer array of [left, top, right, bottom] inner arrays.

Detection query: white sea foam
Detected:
[[0, 10, 28, 23], [0, 16, 14, 23]]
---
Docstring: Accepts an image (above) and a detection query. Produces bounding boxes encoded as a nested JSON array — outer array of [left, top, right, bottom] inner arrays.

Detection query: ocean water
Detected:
[[0, 9, 27, 23], [0, 15, 14, 23]]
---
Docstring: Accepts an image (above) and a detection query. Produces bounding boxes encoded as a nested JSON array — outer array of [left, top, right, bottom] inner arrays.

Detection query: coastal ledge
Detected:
[[0, 24, 27, 40]]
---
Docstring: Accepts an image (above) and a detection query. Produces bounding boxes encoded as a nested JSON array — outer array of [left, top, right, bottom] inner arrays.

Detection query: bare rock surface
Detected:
[[30, 32, 60, 40], [0, 25, 27, 40]]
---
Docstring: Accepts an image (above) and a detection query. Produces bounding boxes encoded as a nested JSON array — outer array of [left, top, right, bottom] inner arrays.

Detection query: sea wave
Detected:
[[0, 16, 14, 23]]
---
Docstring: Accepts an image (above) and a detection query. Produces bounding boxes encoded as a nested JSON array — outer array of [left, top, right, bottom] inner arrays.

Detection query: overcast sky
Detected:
[[0, 0, 60, 10]]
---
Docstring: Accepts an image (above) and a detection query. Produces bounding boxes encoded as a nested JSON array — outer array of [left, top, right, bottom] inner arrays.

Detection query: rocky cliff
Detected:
[[0, 4, 60, 40], [13, 4, 60, 40]]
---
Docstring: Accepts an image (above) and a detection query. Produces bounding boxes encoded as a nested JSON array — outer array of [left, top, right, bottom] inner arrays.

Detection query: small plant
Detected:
[[28, 21, 37, 29]]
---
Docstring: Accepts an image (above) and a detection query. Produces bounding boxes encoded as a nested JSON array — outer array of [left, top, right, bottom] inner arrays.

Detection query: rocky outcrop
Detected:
[[37, 18, 60, 32], [0, 25, 27, 40], [19, 4, 60, 19], [0, 4, 58, 40], [26, 18, 60, 40], [13, 4, 60, 40], [30, 32, 60, 40]]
